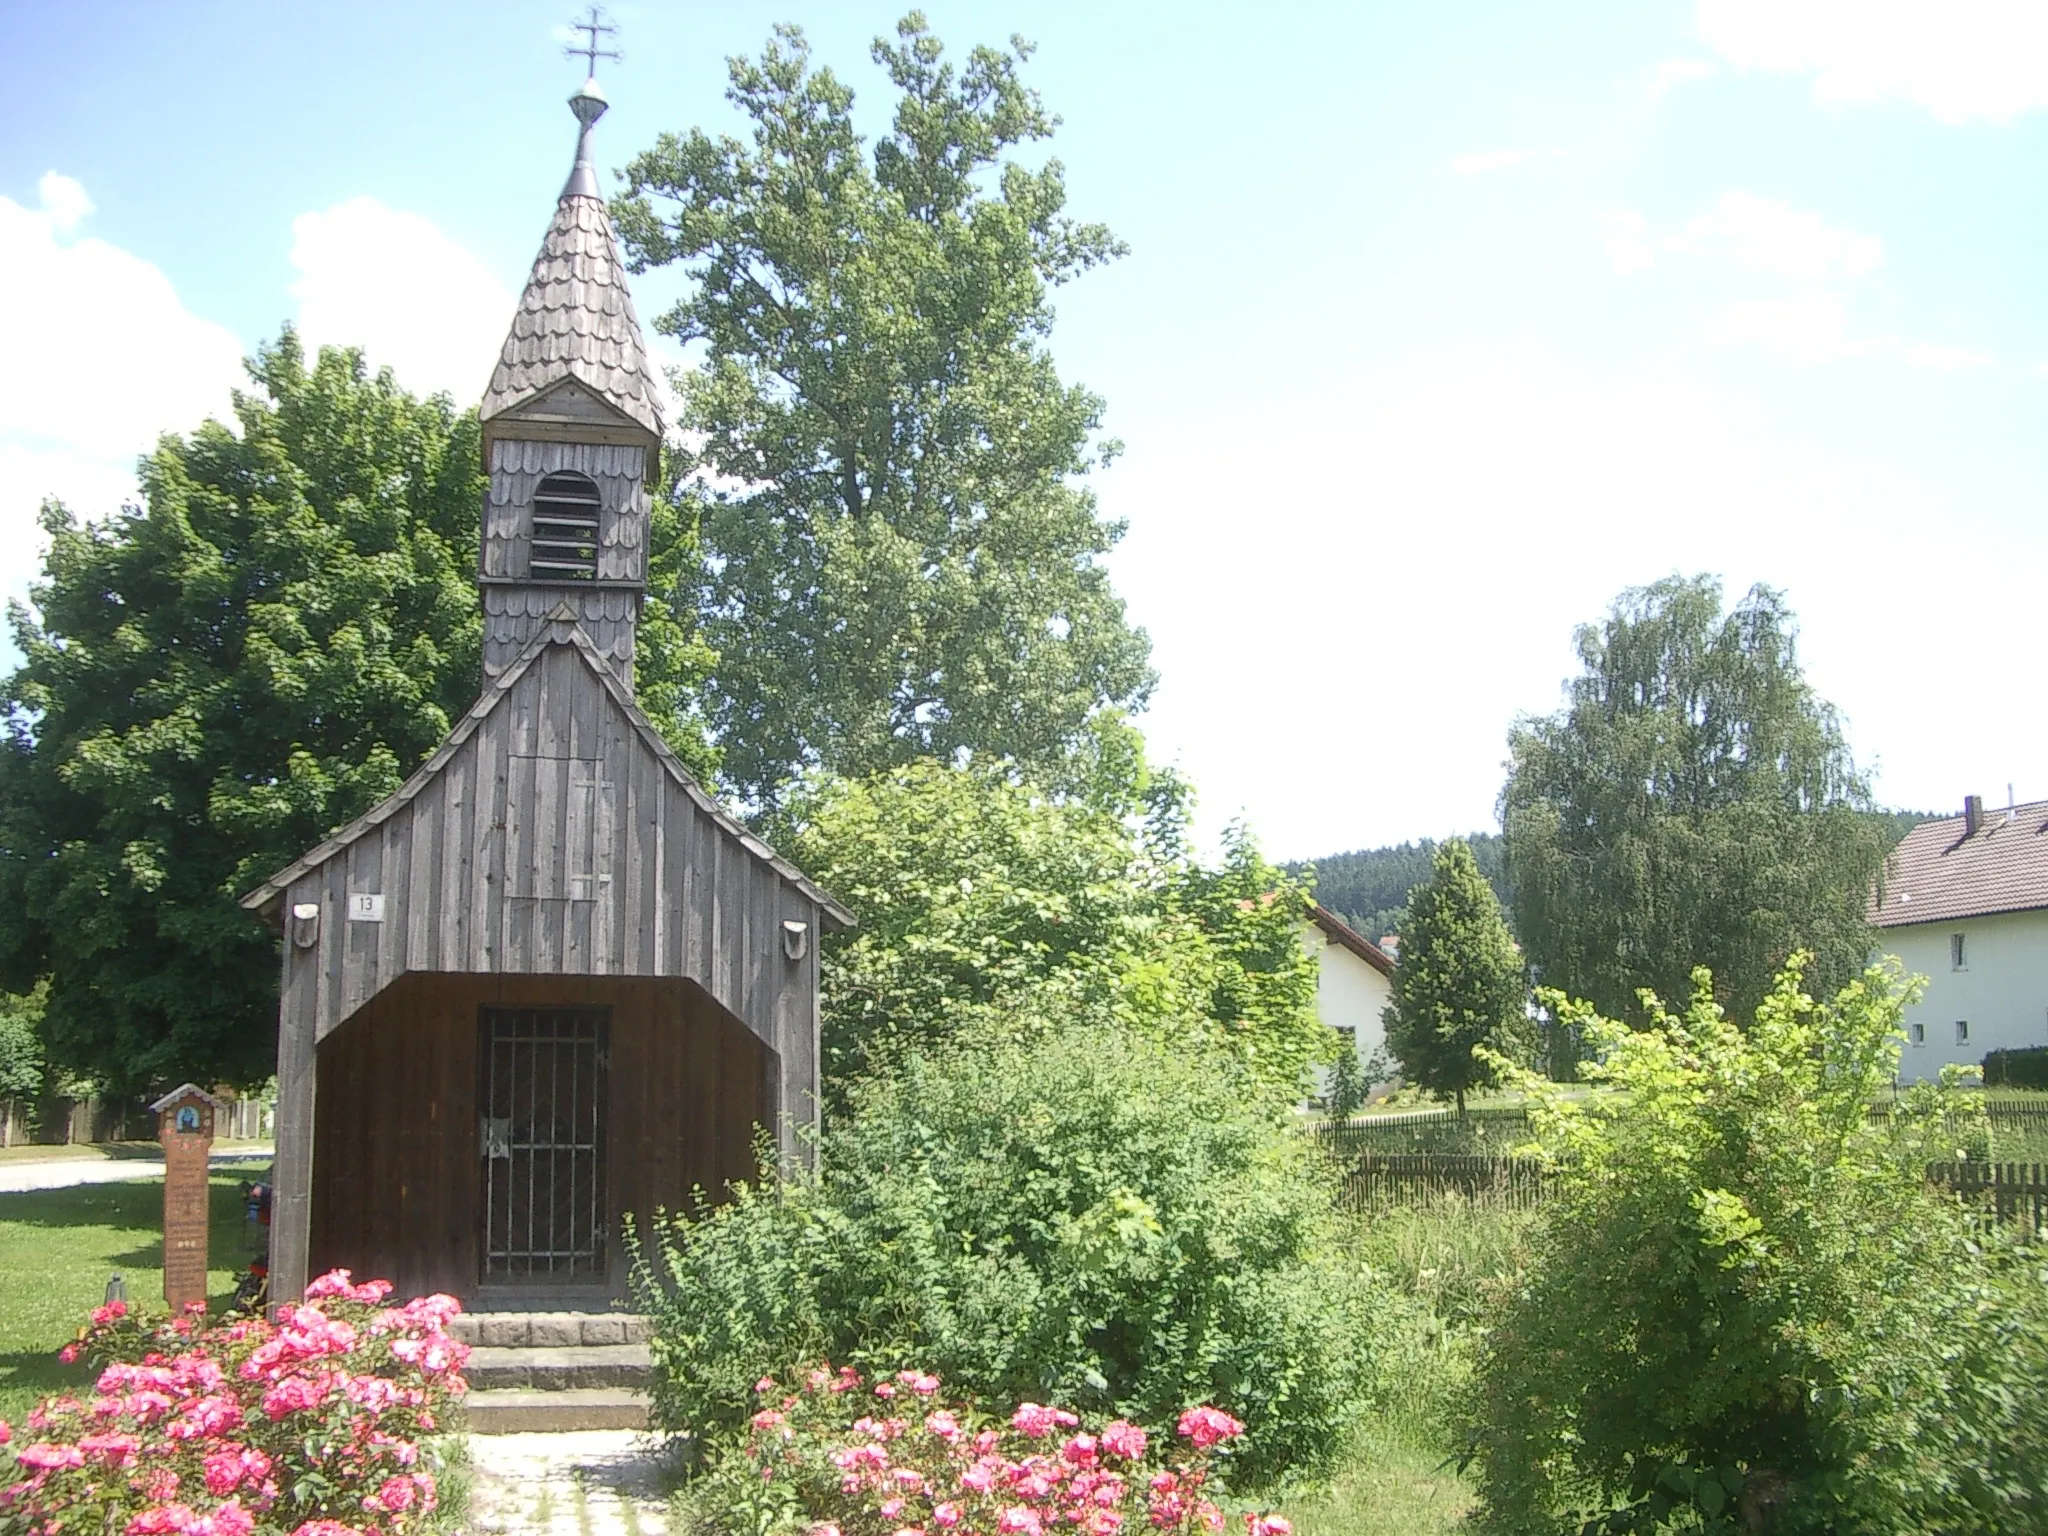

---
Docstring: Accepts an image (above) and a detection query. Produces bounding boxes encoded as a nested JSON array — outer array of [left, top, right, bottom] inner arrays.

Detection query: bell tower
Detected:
[[476, 70, 663, 690]]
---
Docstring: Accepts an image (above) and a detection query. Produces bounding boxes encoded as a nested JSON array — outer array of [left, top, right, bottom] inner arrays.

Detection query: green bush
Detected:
[[1983, 1045, 2048, 1090], [630, 1026, 1394, 1488], [1464, 957, 2048, 1535]]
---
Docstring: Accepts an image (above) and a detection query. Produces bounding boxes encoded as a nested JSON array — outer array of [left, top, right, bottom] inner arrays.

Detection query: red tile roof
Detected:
[[1306, 901, 1396, 975], [1873, 799, 2048, 928]]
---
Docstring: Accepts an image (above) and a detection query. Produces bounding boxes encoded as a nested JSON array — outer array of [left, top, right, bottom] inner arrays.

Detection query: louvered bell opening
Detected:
[[529, 472, 601, 581]]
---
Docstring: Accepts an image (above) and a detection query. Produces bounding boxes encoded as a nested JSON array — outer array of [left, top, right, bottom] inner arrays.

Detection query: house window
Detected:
[[1910, 1021, 1926, 1046], [1951, 932, 1967, 970], [529, 473, 602, 580], [1956, 1020, 1970, 1046]]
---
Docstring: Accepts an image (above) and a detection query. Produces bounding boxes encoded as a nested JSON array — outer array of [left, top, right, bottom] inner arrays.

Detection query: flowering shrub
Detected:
[[0, 1271, 468, 1536], [685, 1363, 1293, 1536]]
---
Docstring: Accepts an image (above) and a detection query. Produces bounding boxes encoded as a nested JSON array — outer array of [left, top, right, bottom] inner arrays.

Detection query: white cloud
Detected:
[[1707, 292, 1886, 362], [1676, 191, 1883, 280], [1597, 209, 1657, 273], [289, 198, 518, 402], [1697, 0, 2048, 123], [1452, 147, 1541, 176], [0, 174, 245, 608], [1649, 57, 1720, 100], [1903, 342, 1994, 370]]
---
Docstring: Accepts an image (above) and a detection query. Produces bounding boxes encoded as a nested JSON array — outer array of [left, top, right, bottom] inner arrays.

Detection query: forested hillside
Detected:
[[1288, 834, 1509, 943], [1295, 810, 1933, 947]]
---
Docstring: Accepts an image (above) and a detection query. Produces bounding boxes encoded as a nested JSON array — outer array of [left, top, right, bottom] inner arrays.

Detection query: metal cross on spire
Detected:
[[564, 5, 620, 78]]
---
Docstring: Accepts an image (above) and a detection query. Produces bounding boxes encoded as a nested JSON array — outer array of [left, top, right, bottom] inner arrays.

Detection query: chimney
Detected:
[[1964, 794, 1983, 837]]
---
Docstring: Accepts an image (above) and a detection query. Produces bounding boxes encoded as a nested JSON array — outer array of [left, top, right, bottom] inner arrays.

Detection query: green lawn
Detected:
[[0, 1166, 270, 1425], [1284, 1426, 1475, 1535]]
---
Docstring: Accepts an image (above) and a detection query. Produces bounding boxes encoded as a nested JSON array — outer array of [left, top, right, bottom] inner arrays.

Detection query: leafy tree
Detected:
[[617, 15, 1154, 806], [1501, 575, 1886, 1028], [775, 746, 1324, 1114], [0, 981, 47, 1101], [0, 335, 713, 1093], [1382, 839, 1530, 1114], [1467, 959, 2048, 1534], [1319, 1039, 1367, 1119]]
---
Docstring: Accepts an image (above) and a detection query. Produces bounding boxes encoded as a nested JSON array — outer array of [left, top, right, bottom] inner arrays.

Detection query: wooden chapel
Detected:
[[242, 74, 851, 1309]]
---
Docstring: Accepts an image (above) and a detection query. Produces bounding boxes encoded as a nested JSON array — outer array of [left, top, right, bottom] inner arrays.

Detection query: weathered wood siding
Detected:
[[311, 971, 768, 1300], [276, 638, 821, 1083], [482, 585, 641, 685], [481, 438, 647, 584]]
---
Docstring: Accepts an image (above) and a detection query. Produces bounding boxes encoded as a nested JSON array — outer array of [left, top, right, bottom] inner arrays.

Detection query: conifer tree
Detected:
[[1383, 839, 1531, 1114]]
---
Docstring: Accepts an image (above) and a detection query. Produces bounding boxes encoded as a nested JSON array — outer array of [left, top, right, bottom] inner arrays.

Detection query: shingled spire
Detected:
[[478, 78, 664, 451], [476, 73, 663, 688]]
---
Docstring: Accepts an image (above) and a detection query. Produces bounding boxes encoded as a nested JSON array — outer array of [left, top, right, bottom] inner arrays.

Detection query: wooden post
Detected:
[[150, 1086, 219, 1312]]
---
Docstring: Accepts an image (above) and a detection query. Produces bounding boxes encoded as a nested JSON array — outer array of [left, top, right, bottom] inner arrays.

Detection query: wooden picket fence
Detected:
[[1331, 1150, 2048, 1234], [1925, 1161, 2048, 1235], [0, 1094, 271, 1148], [1335, 1153, 1561, 1211]]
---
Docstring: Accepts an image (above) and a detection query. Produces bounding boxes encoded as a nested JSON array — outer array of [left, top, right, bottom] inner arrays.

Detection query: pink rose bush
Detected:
[[0, 1272, 466, 1536], [691, 1364, 1287, 1536]]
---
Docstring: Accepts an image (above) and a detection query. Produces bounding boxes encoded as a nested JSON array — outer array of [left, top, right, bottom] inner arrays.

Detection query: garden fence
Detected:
[[1335, 1153, 1561, 1211], [1328, 1148, 2048, 1234], [1924, 1161, 2048, 1236], [0, 1093, 271, 1148]]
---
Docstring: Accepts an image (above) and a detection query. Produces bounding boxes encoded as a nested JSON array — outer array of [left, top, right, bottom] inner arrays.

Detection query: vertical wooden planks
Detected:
[[440, 744, 473, 975]]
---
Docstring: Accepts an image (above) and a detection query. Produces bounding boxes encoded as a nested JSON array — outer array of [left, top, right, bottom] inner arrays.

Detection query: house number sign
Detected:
[[348, 893, 385, 922]]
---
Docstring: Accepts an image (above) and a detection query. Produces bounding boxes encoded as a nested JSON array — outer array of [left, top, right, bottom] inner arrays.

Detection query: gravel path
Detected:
[[468, 1431, 675, 1536], [0, 1147, 273, 1195]]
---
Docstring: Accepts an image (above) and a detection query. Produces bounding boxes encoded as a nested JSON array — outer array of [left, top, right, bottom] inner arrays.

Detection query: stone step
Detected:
[[465, 1386, 650, 1434], [465, 1343, 652, 1390], [450, 1311, 652, 1348]]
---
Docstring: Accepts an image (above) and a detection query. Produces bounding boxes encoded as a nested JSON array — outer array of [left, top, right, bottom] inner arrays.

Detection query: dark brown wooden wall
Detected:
[[311, 971, 769, 1300]]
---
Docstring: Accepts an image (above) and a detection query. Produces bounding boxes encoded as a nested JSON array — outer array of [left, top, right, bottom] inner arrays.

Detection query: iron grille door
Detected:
[[479, 1007, 609, 1281]]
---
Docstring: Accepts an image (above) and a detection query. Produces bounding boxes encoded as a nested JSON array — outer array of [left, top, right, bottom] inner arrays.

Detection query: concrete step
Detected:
[[465, 1343, 652, 1390], [449, 1311, 652, 1348], [465, 1386, 650, 1434]]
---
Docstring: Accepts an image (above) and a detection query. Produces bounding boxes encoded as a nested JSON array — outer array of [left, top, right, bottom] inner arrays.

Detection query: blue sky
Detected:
[[5, 1, 2048, 857]]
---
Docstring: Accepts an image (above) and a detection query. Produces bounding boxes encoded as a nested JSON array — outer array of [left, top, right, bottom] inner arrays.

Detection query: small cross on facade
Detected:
[[565, 5, 621, 77]]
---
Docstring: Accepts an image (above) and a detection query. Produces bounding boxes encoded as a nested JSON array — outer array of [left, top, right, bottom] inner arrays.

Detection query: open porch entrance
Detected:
[[309, 971, 773, 1305]]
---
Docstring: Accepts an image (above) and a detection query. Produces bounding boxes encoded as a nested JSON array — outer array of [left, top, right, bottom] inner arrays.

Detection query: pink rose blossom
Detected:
[[874, 1382, 897, 1399], [897, 1370, 941, 1395], [92, 1300, 129, 1326], [756, 1376, 778, 1393], [997, 1508, 1044, 1536], [751, 1409, 787, 1432], [1242, 1518, 1291, 1536], [924, 1409, 963, 1441], [880, 1497, 908, 1519], [78, 1432, 141, 1468], [124, 1503, 200, 1535], [1011, 1403, 1079, 1437], [0, 1420, 10, 1445], [15, 1444, 85, 1471], [933, 1503, 964, 1529], [1061, 1434, 1099, 1468], [1174, 1407, 1243, 1450], [57, 1343, 80, 1364], [1101, 1422, 1147, 1461]]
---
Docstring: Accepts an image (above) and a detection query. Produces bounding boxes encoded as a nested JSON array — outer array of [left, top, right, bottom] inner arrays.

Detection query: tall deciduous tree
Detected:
[[1501, 575, 1885, 1028], [0, 335, 712, 1093], [1383, 839, 1531, 1114], [775, 742, 1325, 1115], [616, 15, 1154, 805]]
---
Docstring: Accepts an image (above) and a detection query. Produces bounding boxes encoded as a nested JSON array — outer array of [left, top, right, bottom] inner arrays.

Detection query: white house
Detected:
[[1303, 902, 1398, 1095], [1874, 793, 2048, 1081]]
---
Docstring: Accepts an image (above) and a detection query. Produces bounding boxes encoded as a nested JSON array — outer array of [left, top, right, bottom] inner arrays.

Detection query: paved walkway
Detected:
[[468, 1430, 674, 1536], [0, 1147, 273, 1195]]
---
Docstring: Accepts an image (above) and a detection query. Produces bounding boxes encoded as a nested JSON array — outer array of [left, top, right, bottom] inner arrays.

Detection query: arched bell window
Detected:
[[529, 472, 602, 581]]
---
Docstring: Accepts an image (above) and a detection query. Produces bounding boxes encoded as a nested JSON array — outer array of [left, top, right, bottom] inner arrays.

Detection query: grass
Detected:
[[1283, 1424, 1475, 1536], [0, 1163, 270, 1424]]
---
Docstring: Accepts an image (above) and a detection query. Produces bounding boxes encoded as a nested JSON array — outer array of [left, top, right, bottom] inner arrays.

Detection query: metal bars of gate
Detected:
[[479, 1007, 608, 1279]]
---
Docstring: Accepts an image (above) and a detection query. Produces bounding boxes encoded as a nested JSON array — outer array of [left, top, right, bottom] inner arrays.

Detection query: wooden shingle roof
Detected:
[[1873, 799, 2048, 928], [479, 174, 663, 443]]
